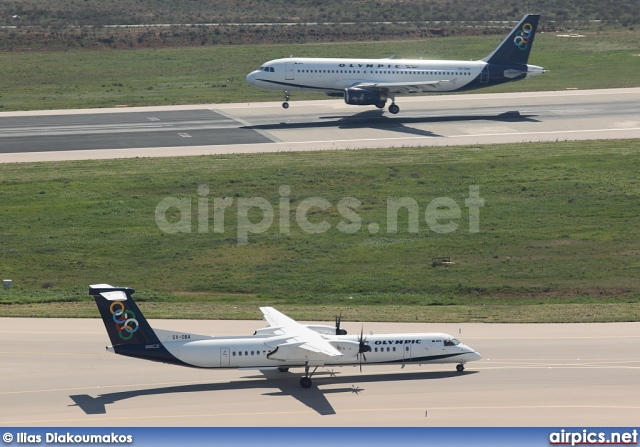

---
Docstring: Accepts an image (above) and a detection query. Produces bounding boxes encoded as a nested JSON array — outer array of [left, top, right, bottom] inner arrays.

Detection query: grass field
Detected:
[[1, 29, 640, 111], [1, 140, 640, 322], [1, 22, 639, 323]]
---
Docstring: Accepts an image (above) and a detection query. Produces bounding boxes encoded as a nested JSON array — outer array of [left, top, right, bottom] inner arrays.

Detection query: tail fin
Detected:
[[482, 14, 540, 65], [90, 284, 160, 346]]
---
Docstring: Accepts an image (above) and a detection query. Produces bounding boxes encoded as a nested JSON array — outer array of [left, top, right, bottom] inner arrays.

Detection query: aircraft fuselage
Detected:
[[112, 329, 481, 369], [246, 57, 543, 95]]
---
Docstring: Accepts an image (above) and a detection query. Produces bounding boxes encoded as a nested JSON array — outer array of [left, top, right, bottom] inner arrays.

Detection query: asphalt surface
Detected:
[[1, 318, 638, 427], [0, 109, 272, 153], [1, 88, 639, 163]]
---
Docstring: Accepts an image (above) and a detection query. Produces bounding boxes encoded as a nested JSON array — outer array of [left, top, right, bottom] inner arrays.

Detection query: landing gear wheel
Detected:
[[388, 104, 400, 114], [375, 102, 386, 109], [282, 91, 291, 109], [456, 363, 465, 372], [300, 362, 318, 388], [278, 367, 289, 372]]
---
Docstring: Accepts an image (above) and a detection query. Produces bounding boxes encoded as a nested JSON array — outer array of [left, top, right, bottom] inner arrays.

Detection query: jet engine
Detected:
[[344, 88, 387, 107]]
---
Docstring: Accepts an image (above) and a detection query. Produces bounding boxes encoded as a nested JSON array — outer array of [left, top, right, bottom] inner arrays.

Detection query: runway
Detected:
[[1, 318, 638, 427], [1, 87, 639, 163]]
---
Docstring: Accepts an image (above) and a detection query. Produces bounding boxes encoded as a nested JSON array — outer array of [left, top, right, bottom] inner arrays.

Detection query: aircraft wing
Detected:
[[260, 307, 343, 358], [355, 79, 451, 94]]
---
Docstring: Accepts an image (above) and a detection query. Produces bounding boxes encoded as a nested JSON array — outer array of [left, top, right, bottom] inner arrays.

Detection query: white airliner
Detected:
[[91, 284, 481, 388], [246, 14, 544, 114]]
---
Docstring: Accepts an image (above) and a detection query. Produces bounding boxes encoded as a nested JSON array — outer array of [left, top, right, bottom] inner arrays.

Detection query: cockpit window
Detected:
[[258, 67, 275, 72], [444, 338, 460, 346]]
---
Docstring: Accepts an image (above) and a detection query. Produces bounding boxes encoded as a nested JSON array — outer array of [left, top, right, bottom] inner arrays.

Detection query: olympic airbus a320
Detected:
[[91, 284, 481, 388], [246, 14, 544, 114]]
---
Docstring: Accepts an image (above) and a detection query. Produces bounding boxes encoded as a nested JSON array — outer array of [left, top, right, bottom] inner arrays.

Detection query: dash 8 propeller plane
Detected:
[[91, 284, 481, 388], [246, 14, 544, 114]]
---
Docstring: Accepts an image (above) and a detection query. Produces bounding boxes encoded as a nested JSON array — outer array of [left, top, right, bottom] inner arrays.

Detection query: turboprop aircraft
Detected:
[[91, 284, 481, 388], [246, 14, 544, 114]]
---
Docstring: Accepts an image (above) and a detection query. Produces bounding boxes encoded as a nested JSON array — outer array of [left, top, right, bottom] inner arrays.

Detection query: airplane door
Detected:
[[403, 344, 412, 362], [220, 348, 230, 367], [481, 65, 489, 83], [285, 62, 295, 80]]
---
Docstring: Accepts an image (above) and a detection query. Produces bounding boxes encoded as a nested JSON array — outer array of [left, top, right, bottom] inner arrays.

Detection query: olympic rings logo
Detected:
[[110, 301, 139, 341], [513, 23, 533, 51]]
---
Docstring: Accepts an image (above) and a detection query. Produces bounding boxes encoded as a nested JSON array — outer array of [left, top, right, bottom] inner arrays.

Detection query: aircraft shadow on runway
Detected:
[[69, 369, 476, 417], [242, 110, 539, 139]]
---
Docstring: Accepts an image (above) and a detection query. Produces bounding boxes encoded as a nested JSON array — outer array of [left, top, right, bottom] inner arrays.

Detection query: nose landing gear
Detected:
[[282, 91, 291, 109]]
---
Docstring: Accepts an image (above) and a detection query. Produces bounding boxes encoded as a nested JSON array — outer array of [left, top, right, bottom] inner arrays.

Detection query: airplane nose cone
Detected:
[[246, 71, 258, 86], [462, 348, 481, 362]]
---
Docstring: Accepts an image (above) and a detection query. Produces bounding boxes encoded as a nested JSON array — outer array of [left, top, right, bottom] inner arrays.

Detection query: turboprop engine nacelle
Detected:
[[306, 325, 347, 335]]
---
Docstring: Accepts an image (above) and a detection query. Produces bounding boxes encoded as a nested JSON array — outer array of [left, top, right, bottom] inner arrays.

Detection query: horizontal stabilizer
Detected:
[[99, 290, 128, 301]]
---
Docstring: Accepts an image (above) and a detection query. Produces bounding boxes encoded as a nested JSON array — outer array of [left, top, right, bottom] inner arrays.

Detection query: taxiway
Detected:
[[1, 318, 638, 426]]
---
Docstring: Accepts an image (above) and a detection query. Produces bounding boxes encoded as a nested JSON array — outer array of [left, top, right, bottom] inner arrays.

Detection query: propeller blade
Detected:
[[357, 325, 368, 372], [335, 312, 347, 335]]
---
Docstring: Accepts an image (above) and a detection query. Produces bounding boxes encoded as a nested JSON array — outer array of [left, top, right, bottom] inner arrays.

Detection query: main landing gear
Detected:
[[300, 363, 319, 388], [374, 100, 399, 114], [386, 94, 399, 114], [365, 95, 401, 114], [282, 91, 290, 109]]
